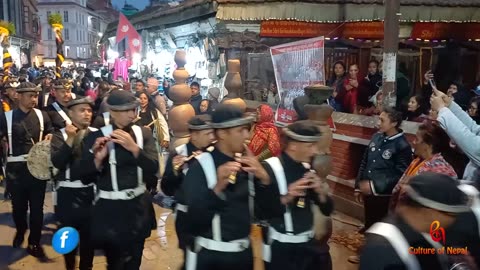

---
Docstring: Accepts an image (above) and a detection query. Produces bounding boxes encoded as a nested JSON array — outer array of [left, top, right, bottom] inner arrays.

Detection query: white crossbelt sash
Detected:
[[52, 102, 72, 125], [98, 125, 145, 200]]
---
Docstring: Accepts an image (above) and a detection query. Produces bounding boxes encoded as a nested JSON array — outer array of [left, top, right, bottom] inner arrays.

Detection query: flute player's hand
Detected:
[[236, 145, 270, 184], [213, 161, 242, 195]]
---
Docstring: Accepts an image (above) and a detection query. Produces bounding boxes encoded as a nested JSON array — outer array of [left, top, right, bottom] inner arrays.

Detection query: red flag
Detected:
[[115, 13, 138, 43], [127, 32, 142, 55]]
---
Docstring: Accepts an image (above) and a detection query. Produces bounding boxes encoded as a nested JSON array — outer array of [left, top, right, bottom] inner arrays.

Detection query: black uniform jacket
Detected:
[[361, 215, 448, 270], [161, 142, 199, 248], [46, 102, 70, 131], [256, 152, 334, 234], [183, 148, 252, 242], [355, 131, 412, 195], [80, 124, 158, 247], [51, 128, 96, 224], [0, 109, 53, 180], [161, 142, 198, 197]]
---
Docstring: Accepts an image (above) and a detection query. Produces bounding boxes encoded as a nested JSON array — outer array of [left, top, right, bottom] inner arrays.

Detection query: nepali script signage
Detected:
[[271, 36, 325, 124], [260, 21, 384, 39]]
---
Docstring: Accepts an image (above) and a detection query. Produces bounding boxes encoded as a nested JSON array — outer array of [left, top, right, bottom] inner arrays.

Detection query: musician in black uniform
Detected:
[[0, 82, 53, 258], [37, 73, 54, 110], [51, 96, 96, 270], [361, 172, 479, 270], [46, 79, 74, 130], [161, 115, 215, 265], [255, 121, 334, 270], [80, 90, 158, 269], [182, 104, 270, 270]]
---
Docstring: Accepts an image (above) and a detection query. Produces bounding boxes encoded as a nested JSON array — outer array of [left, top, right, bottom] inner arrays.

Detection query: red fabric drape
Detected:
[[249, 105, 281, 157]]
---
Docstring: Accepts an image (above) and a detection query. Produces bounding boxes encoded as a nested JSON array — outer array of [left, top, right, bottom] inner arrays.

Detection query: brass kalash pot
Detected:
[[303, 84, 334, 243]]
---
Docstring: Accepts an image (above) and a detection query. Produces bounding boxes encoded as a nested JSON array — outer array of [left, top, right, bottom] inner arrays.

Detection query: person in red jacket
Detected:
[[343, 64, 362, 113]]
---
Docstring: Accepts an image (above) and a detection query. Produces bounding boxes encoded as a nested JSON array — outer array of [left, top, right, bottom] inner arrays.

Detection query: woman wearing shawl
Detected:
[[248, 104, 281, 161]]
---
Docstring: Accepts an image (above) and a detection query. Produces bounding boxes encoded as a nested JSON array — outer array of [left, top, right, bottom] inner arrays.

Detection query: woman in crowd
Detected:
[[403, 95, 428, 122], [198, 99, 212, 115], [248, 104, 281, 161], [327, 61, 347, 112], [447, 82, 473, 111], [357, 60, 382, 111], [468, 96, 480, 124], [342, 64, 361, 113], [389, 121, 457, 211]]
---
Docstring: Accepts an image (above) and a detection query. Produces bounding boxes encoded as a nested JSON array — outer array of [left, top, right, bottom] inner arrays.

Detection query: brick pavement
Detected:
[[0, 185, 359, 270]]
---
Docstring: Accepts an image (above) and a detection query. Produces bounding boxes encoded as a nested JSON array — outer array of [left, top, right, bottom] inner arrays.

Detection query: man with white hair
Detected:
[[146, 77, 167, 116]]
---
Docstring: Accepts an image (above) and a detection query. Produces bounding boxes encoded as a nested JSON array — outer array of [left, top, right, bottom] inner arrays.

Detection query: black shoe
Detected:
[[27, 245, 47, 259], [12, 233, 24, 248]]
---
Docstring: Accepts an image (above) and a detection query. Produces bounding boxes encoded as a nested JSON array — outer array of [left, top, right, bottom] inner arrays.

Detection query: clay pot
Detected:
[[224, 72, 242, 97], [222, 97, 247, 113], [304, 84, 333, 105], [169, 83, 191, 104], [168, 104, 195, 137], [174, 50, 187, 68], [172, 68, 189, 84], [313, 154, 332, 178], [227, 59, 241, 73], [224, 59, 242, 97], [305, 104, 333, 154]]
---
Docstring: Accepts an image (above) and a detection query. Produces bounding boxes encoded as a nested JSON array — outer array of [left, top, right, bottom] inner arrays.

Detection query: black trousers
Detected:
[[194, 247, 253, 270], [364, 195, 391, 229], [57, 187, 95, 270], [62, 222, 94, 270], [8, 163, 46, 245], [104, 240, 145, 270], [266, 240, 332, 270]]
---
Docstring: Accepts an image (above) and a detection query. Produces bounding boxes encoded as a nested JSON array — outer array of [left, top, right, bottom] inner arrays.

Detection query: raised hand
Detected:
[[213, 161, 242, 195], [65, 124, 78, 138], [93, 136, 110, 169], [111, 129, 140, 157]]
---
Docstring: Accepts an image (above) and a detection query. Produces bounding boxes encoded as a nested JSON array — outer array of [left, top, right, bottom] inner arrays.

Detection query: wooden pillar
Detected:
[[382, 0, 400, 106]]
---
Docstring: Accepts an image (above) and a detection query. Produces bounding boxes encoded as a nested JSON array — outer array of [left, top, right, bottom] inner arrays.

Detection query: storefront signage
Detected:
[[260, 21, 384, 39], [411, 23, 480, 40]]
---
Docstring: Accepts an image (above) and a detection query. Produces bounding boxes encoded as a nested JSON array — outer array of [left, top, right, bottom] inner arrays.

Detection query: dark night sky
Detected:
[[112, 0, 149, 10]]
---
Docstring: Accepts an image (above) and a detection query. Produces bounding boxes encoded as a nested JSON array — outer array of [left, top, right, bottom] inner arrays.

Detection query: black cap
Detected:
[[210, 104, 253, 129], [404, 172, 469, 213], [283, 120, 321, 142], [67, 96, 94, 108], [106, 90, 139, 111], [188, 115, 212, 130], [16, 82, 41, 93]]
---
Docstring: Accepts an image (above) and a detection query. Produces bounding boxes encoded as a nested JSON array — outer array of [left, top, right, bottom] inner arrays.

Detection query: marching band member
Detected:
[[257, 121, 333, 270], [2, 79, 19, 112], [51, 96, 96, 270], [0, 82, 53, 258], [182, 105, 270, 270], [161, 115, 215, 262], [37, 73, 54, 110], [80, 90, 158, 269], [46, 79, 74, 130]]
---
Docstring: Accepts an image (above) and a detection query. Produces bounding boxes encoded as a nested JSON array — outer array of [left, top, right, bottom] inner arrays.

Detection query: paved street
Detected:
[[0, 185, 360, 270]]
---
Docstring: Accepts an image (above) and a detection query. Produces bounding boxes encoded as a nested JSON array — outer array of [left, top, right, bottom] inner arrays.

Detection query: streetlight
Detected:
[[98, 32, 103, 37]]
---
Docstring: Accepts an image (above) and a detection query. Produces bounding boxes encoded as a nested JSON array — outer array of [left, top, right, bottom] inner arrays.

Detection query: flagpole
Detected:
[[48, 13, 64, 79]]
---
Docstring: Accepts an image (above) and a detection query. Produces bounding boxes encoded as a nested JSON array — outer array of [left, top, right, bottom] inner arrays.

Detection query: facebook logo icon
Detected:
[[52, 227, 79, 254]]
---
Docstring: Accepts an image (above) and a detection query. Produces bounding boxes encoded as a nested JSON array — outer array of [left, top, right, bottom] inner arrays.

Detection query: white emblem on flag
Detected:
[[132, 38, 140, 47], [121, 25, 129, 33]]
